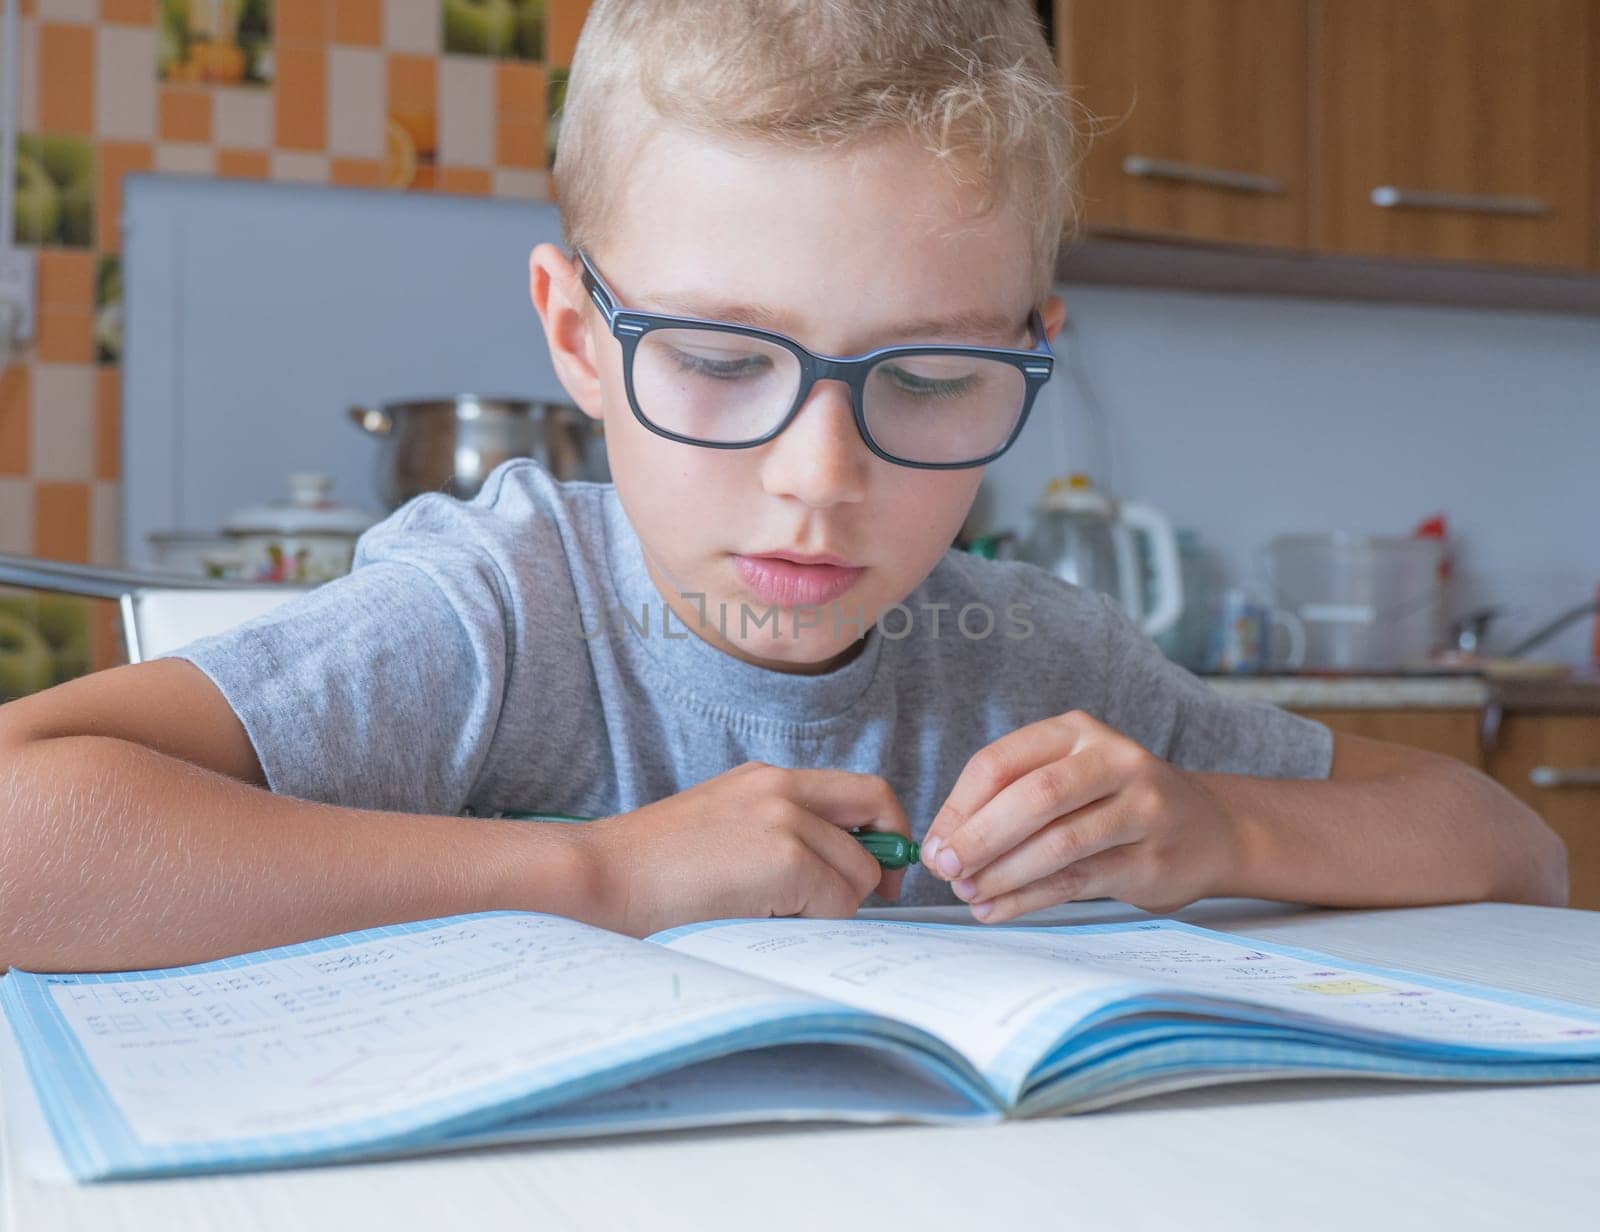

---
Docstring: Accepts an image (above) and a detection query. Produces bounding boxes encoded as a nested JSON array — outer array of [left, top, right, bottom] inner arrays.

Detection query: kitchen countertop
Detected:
[[1204, 672, 1600, 713]]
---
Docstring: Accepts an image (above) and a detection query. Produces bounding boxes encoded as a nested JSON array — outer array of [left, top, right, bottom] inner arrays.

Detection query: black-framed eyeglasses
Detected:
[[577, 250, 1055, 470]]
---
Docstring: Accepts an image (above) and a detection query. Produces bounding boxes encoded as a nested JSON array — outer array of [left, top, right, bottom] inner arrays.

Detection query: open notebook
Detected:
[[5, 912, 1600, 1181]]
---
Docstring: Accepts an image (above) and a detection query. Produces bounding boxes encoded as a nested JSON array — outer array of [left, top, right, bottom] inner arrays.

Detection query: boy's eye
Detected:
[[667, 346, 774, 381], [874, 362, 980, 400]]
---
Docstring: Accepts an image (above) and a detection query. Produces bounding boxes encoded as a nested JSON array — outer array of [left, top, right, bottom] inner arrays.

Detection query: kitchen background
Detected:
[[1, 0, 575, 673], [4, 0, 1598, 678]]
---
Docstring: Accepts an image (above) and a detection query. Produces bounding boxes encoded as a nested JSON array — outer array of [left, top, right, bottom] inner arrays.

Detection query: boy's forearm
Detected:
[[0, 736, 600, 973], [1202, 757, 1568, 909]]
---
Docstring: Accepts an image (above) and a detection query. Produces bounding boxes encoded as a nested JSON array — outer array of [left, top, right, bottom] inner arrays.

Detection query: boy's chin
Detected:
[[727, 629, 869, 675]]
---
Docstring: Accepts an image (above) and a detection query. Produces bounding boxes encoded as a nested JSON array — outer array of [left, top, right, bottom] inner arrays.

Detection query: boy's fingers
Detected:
[[786, 862, 861, 920], [929, 743, 1124, 882], [777, 827, 873, 916], [784, 767, 911, 838], [797, 812, 890, 903], [968, 846, 1134, 925], [813, 778, 910, 900], [924, 712, 1102, 849], [949, 797, 1139, 905]]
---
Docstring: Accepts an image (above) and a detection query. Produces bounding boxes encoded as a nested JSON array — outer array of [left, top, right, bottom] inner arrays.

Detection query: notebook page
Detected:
[[651, 918, 1147, 1078], [652, 918, 1600, 1089], [1, 912, 854, 1174], [952, 921, 1600, 1052]]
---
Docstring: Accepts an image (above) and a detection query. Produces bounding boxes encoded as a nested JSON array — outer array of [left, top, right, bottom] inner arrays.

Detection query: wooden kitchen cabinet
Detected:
[[1055, 0, 1310, 249], [1053, 0, 1598, 277], [1486, 714, 1600, 911], [1294, 708, 1484, 769], [1311, 0, 1593, 268]]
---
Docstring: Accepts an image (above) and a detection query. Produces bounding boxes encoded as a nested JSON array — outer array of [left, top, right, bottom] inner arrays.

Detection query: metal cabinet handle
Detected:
[[1370, 186, 1548, 218], [1529, 766, 1600, 789], [1122, 155, 1283, 196]]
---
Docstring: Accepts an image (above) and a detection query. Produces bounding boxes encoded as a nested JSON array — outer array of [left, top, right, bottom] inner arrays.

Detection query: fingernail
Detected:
[[971, 901, 993, 921], [921, 836, 941, 866], [952, 878, 977, 901], [936, 847, 961, 878]]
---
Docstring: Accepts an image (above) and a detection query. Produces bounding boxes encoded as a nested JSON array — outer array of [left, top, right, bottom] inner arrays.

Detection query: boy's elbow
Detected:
[[1470, 764, 1568, 908], [1384, 749, 1567, 908], [1514, 806, 1568, 908]]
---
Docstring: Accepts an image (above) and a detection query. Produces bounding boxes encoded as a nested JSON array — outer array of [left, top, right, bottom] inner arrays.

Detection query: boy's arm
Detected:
[[0, 660, 907, 972], [918, 711, 1567, 922], [0, 660, 600, 973], [1204, 730, 1567, 909]]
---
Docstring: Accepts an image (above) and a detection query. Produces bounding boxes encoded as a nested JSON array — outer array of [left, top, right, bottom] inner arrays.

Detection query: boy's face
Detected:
[[531, 125, 1064, 674]]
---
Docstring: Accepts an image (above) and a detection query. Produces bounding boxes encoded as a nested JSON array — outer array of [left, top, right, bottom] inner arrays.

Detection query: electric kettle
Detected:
[[1016, 474, 1184, 639]]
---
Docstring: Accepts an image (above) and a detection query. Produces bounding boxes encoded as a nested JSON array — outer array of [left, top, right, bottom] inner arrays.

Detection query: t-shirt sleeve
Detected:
[[166, 497, 513, 816], [1091, 594, 1333, 780]]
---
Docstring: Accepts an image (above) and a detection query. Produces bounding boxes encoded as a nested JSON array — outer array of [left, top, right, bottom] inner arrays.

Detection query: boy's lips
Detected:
[[732, 552, 867, 608]]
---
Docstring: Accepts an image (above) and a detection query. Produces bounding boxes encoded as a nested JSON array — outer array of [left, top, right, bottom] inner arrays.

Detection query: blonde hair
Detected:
[[553, 0, 1080, 299]]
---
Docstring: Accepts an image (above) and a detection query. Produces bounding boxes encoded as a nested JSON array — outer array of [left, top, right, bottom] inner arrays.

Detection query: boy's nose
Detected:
[[758, 379, 869, 509]]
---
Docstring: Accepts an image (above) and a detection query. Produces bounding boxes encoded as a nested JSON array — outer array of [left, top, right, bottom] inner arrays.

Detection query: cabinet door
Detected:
[[1313, 0, 1592, 268], [1057, 0, 1309, 248], [1294, 708, 1485, 768], [1487, 715, 1600, 911]]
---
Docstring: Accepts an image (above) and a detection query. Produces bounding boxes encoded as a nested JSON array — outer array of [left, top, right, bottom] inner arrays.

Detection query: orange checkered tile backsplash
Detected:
[[0, 0, 586, 680], [1, 0, 583, 563]]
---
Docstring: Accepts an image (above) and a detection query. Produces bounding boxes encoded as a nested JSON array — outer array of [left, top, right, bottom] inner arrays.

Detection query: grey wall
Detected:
[[122, 176, 568, 561], [982, 286, 1600, 666]]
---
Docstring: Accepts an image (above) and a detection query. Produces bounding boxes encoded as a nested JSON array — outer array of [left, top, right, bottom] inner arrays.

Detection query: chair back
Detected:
[[121, 588, 303, 664], [0, 553, 307, 667]]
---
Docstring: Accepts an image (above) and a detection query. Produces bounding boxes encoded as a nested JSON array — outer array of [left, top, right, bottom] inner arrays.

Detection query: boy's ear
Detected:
[[528, 243, 605, 421], [1040, 294, 1067, 344]]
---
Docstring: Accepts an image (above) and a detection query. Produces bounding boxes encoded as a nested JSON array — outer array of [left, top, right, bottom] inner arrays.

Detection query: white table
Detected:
[[6, 899, 1599, 1231]]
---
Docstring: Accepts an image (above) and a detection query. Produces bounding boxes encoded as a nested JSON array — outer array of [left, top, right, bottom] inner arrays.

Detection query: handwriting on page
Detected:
[[41, 915, 817, 1148]]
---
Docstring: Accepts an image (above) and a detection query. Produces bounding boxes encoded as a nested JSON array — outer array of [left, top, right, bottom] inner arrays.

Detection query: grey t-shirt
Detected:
[[173, 460, 1332, 905]]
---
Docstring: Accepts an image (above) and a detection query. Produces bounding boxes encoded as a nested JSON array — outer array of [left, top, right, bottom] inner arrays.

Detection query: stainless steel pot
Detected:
[[348, 395, 609, 510]]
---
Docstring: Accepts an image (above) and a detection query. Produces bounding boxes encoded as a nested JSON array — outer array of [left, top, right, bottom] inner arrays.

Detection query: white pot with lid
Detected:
[[222, 474, 381, 584]]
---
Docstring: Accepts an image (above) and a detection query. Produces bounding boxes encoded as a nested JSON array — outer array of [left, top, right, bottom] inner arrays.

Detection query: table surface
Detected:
[[6, 898, 1599, 1232]]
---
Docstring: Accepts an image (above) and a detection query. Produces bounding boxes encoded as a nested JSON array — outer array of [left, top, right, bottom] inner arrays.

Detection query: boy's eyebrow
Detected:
[[632, 289, 1024, 344]]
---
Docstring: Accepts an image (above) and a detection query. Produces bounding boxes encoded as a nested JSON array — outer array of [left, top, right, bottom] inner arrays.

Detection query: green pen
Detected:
[[849, 830, 922, 870], [498, 810, 921, 870]]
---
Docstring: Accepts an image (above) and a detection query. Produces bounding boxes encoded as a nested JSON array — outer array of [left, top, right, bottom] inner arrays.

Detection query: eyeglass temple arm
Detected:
[[1029, 309, 1053, 351], [575, 250, 618, 323]]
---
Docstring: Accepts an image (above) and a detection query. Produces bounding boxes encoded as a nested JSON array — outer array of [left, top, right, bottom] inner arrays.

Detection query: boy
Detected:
[[0, 0, 1565, 972]]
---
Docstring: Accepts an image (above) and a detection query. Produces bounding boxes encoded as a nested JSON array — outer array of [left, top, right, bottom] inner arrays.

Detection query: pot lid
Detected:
[[224, 473, 381, 537], [1037, 473, 1113, 517]]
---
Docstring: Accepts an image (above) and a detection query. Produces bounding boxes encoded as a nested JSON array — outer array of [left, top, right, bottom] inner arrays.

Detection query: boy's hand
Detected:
[[580, 762, 911, 937], [920, 711, 1238, 924]]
